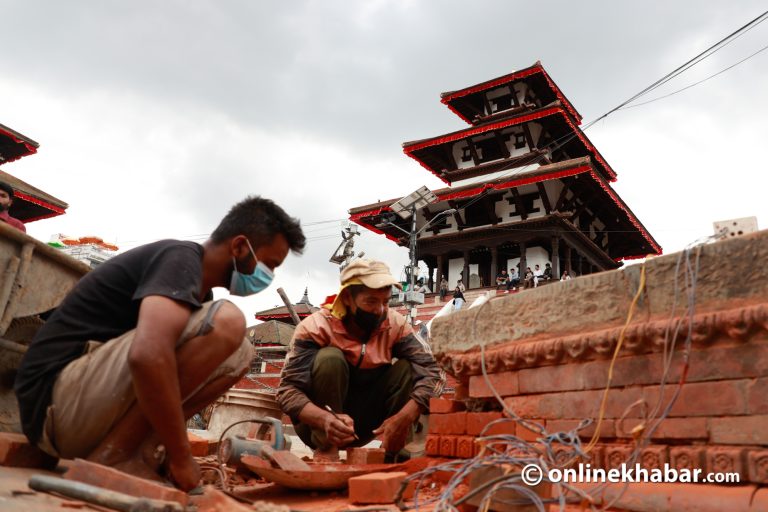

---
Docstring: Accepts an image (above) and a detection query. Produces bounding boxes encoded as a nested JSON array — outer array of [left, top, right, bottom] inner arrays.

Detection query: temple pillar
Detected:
[[427, 263, 435, 292], [551, 236, 560, 280], [436, 255, 445, 285], [462, 250, 470, 289], [519, 241, 527, 279], [565, 243, 572, 274], [490, 246, 498, 283]]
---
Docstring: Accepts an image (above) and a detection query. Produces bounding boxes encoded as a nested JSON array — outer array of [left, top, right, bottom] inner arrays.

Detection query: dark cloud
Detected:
[[3, 1, 765, 155], [4, 1, 768, 311]]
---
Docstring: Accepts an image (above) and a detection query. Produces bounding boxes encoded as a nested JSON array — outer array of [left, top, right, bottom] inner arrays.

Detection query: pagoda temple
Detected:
[[253, 287, 318, 325], [349, 62, 661, 290], [0, 123, 67, 223]]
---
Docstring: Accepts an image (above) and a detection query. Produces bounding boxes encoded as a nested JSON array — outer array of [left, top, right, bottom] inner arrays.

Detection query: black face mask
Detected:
[[352, 307, 384, 337]]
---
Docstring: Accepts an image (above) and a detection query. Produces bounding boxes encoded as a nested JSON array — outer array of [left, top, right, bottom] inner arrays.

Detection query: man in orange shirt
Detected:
[[277, 259, 442, 460], [0, 181, 26, 233]]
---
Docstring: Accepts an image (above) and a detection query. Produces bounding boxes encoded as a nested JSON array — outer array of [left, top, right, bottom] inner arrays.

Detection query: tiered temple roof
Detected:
[[0, 123, 68, 223], [349, 63, 660, 290]]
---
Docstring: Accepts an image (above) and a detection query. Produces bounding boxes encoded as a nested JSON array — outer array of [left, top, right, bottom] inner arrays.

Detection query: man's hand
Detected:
[[167, 452, 201, 491], [322, 412, 357, 447], [373, 400, 422, 454], [372, 413, 413, 453]]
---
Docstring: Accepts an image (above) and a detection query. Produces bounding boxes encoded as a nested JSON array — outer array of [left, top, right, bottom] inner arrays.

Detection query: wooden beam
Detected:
[[422, 208, 448, 236], [481, 95, 493, 117], [509, 84, 521, 107], [536, 182, 552, 214], [447, 200, 466, 231], [443, 145, 458, 171], [481, 194, 500, 225], [466, 139, 480, 166], [510, 189, 528, 220], [522, 123, 536, 151], [554, 181, 571, 211], [570, 201, 588, 223], [442, 149, 545, 182], [494, 132, 511, 159]]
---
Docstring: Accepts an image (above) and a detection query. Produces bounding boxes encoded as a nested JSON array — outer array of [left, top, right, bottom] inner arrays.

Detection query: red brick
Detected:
[[439, 436, 457, 458], [547, 419, 615, 439], [465, 412, 502, 436], [643, 380, 749, 417], [747, 449, 768, 483], [604, 445, 633, 470], [484, 417, 517, 437], [748, 377, 768, 414], [348, 471, 408, 504], [648, 417, 708, 439], [709, 416, 768, 445], [668, 483, 754, 512], [455, 436, 475, 459], [188, 431, 209, 457], [468, 372, 519, 398], [429, 398, 465, 414], [0, 433, 57, 469], [425, 435, 441, 456], [504, 387, 642, 419], [587, 445, 605, 469], [65, 458, 189, 506], [670, 446, 706, 473], [347, 447, 385, 465], [752, 488, 768, 512], [706, 447, 747, 481], [574, 482, 755, 512], [638, 445, 668, 471], [516, 420, 544, 442], [453, 382, 470, 400], [518, 343, 768, 395], [428, 412, 467, 435]]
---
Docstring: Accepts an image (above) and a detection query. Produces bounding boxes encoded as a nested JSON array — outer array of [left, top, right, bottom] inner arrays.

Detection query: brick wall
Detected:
[[425, 230, 768, 486]]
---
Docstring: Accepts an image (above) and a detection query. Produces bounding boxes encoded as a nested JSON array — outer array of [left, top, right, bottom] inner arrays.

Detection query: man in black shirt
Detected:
[[14, 196, 305, 490]]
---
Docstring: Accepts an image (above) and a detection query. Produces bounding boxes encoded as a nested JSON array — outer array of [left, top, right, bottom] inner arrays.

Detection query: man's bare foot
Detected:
[[313, 447, 339, 463]]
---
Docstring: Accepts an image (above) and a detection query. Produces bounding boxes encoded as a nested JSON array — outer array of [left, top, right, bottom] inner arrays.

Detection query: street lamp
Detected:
[[379, 186, 457, 323]]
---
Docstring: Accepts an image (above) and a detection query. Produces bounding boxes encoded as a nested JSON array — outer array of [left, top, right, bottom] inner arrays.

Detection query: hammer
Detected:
[[28, 475, 185, 512]]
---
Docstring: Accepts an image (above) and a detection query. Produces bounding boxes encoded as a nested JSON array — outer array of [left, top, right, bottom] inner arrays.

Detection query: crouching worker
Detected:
[[14, 196, 305, 490], [277, 259, 443, 460]]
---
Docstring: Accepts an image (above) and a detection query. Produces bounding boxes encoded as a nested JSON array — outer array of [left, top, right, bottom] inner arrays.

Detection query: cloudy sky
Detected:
[[2, 1, 767, 321]]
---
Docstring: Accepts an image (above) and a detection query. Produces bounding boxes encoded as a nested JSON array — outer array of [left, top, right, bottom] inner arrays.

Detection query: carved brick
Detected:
[[670, 446, 705, 473], [455, 436, 475, 459], [748, 450, 768, 484], [437, 304, 768, 378], [639, 445, 668, 471], [604, 445, 633, 470], [425, 435, 440, 456], [588, 445, 605, 469], [706, 447, 747, 481], [439, 435, 457, 458]]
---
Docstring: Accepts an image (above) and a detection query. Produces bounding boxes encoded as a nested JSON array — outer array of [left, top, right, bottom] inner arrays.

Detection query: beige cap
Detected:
[[341, 259, 402, 290]]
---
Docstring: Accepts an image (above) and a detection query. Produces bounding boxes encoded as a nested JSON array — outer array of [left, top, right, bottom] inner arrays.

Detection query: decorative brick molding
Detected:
[[440, 303, 768, 378], [747, 450, 768, 484]]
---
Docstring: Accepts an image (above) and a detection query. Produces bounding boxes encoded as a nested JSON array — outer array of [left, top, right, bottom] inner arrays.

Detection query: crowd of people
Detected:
[[428, 262, 575, 312]]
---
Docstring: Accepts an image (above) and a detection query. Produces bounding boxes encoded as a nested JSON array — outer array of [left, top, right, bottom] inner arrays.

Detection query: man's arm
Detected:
[[127, 296, 193, 482], [374, 332, 444, 452], [276, 339, 355, 447]]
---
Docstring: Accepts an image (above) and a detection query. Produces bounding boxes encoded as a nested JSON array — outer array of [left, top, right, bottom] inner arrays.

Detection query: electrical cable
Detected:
[[396, 233, 715, 511]]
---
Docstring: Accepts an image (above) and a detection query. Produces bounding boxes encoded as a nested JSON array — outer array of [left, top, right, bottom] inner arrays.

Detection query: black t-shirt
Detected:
[[14, 240, 208, 443]]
